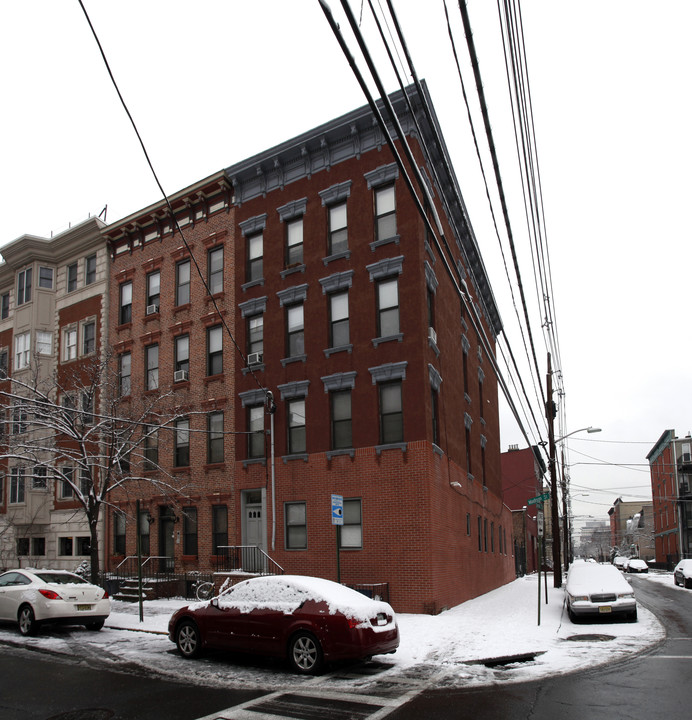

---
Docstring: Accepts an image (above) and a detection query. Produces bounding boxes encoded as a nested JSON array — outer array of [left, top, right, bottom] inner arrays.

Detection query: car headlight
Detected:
[[569, 594, 589, 602]]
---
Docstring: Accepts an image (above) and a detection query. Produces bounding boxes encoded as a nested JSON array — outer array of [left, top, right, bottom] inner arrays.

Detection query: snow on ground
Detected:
[[0, 571, 670, 690]]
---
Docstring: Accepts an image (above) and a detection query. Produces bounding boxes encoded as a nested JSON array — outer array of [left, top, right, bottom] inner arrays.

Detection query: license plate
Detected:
[[76, 604, 93, 611], [598, 606, 612, 614]]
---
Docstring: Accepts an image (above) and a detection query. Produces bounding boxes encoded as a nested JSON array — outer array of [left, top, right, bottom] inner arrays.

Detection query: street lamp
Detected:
[[556, 426, 601, 443]]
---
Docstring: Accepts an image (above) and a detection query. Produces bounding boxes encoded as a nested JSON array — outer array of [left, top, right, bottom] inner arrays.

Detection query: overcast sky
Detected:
[[1, 1, 690, 524]]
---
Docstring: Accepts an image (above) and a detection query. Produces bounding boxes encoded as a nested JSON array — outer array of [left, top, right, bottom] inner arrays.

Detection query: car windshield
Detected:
[[35, 572, 88, 585]]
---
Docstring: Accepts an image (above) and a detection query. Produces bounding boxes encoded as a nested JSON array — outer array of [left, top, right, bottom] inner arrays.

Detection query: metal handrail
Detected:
[[115, 555, 169, 570], [216, 545, 284, 575]]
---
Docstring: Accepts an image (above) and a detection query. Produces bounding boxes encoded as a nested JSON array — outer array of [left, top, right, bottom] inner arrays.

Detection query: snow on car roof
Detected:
[[566, 563, 632, 594]]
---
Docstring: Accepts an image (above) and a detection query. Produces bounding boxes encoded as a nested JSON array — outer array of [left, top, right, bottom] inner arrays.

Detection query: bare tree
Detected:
[[0, 351, 192, 583]]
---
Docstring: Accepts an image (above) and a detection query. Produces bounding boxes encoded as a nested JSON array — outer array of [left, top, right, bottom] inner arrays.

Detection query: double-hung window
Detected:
[[36, 331, 52, 356], [10, 467, 25, 504], [146, 271, 160, 312], [374, 184, 397, 242], [285, 502, 307, 550], [207, 411, 224, 464], [341, 499, 362, 548], [377, 278, 400, 337], [248, 405, 264, 458], [176, 260, 191, 306], [143, 425, 159, 470], [82, 320, 95, 355], [183, 507, 198, 555], [247, 234, 263, 283], [207, 326, 223, 376], [286, 218, 303, 266], [17, 268, 32, 305], [14, 331, 30, 370], [32, 466, 48, 490], [85, 254, 97, 285], [329, 291, 349, 348], [174, 418, 190, 467], [379, 381, 403, 444], [174, 334, 190, 375], [286, 304, 304, 358], [248, 314, 263, 356], [63, 327, 77, 361], [328, 202, 348, 255], [287, 399, 306, 454], [1, 292, 9, 319], [38, 266, 54, 289], [67, 263, 78, 293], [114, 512, 126, 555], [212, 505, 228, 555], [331, 390, 352, 450], [208, 247, 223, 295], [145, 344, 159, 391], [119, 352, 131, 396], [119, 281, 132, 324]]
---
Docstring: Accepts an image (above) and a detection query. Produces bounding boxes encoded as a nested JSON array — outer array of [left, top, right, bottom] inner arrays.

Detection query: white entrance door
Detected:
[[243, 490, 266, 571]]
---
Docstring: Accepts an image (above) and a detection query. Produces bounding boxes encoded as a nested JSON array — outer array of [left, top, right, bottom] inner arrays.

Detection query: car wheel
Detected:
[[567, 606, 579, 624], [628, 608, 638, 622], [176, 620, 202, 659], [288, 631, 324, 675], [85, 620, 104, 631], [18, 605, 38, 637], [685, 578, 692, 590]]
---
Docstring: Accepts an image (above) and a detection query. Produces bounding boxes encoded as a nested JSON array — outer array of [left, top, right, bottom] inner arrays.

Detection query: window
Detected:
[[341, 499, 362, 548], [207, 326, 223, 376], [17, 538, 30, 556], [67, 263, 78, 293], [143, 425, 158, 469], [176, 260, 191, 306], [328, 202, 348, 255], [37, 331, 52, 355], [32, 466, 47, 490], [287, 399, 306, 454], [76, 537, 91, 556], [374, 184, 397, 241], [38, 266, 54, 289], [1, 292, 9, 319], [61, 392, 76, 423], [212, 505, 228, 555], [248, 314, 263, 355], [331, 390, 352, 450], [15, 331, 30, 369], [119, 352, 131, 396], [467, 513, 471, 536], [32, 537, 46, 556], [478, 516, 482, 551], [10, 468, 25, 503], [174, 334, 189, 374], [329, 291, 349, 348], [145, 344, 159, 391], [17, 267, 32, 305], [63, 327, 77, 361], [248, 405, 264, 458], [146, 271, 160, 311], [247, 233, 263, 282], [379, 381, 403, 444], [285, 502, 307, 549], [174, 418, 190, 467], [119, 281, 132, 324], [60, 466, 74, 499], [183, 507, 198, 555], [286, 218, 303, 266], [82, 320, 95, 355], [431, 388, 439, 446], [79, 467, 91, 496], [491, 522, 495, 552], [81, 391, 94, 426], [208, 247, 223, 295], [207, 411, 224, 464], [427, 285, 435, 332], [85, 254, 97, 285], [137, 511, 150, 555], [465, 426, 472, 474], [286, 304, 304, 357], [114, 512, 126, 555], [59, 536, 73, 556], [376, 278, 399, 337], [0, 349, 7, 377], [12, 403, 28, 434]]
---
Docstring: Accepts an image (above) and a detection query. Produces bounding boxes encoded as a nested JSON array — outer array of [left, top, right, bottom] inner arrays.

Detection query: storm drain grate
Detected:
[[566, 634, 615, 642], [247, 693, 383, 720], [465, 651, 545, 668]]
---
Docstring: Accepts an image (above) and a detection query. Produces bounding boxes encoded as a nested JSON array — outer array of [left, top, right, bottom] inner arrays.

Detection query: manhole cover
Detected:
[[566, 634, 615, 642], [46, 710, 114, 720]]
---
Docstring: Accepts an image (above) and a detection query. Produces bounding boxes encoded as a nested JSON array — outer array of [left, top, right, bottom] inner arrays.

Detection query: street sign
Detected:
[[537, 510, 544, 537], [528, 492, 550, 505], [331, 494, 343, 525]]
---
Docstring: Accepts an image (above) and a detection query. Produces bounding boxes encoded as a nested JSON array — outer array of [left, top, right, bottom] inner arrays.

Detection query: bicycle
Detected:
[[193, 580, 214, 601]]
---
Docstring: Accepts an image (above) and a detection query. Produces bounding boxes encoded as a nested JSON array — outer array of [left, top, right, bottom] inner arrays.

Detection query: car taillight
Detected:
[[347, 617, 361, 630], [39, 589, 61, 600], [103, 590, 109, 599]]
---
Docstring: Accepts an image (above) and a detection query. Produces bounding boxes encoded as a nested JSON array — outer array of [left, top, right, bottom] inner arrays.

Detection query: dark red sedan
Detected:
[[168, 575, 399, 674]]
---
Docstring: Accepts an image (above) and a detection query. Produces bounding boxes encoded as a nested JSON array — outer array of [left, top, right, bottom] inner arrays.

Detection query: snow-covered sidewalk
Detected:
[[94, 571, 666, 688]]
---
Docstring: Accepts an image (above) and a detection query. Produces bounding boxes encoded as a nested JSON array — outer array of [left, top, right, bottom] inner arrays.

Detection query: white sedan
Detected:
[[566, 562, 637, 622], [0, 568, 110, 636]]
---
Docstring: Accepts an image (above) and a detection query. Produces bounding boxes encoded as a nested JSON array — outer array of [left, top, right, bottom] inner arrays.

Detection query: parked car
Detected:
[[673, 559, 692, 588], [626, 559, 649, 573], [168, 575, 399, 674], [0, 568, 110, 636], [613, 556, 628, 570], [566, 562, 637, 622]]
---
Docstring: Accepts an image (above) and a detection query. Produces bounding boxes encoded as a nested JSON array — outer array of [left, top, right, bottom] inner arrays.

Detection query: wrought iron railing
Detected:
[[215, 546, 284, 575]]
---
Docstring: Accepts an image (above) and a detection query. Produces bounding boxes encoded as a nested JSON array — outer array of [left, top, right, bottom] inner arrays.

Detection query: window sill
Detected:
[[372, 333, 403, 347], [326, 449, 355, 460], [242, 363, 265, 375], [322, 250, 351, 266], [376, 442, 407, 455], [324, 344, 353, 357], [281, 354, 306, 367], [173, 303, 191, 316], [171, 466, 191, 474], [369, 234, 400, 251], [282, 453, 308, 463], [143, 312, 160, 324], [206, 292, 225, 302], [204, 373, 224, 384], [204, 463, 226, 471], [280, 264, 306, 279], [172, 380, 190, 389], [117, 322, 132, 332], [243, 457, 266, 469], [242, 278, 265, 292]]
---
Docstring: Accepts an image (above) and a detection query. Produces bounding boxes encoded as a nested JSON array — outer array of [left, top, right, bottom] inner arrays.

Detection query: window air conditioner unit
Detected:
[[428, 326, 437, 345], [173, 370, 189, 383], [146, 304, 159, 315], [247, 352, 263, 366]]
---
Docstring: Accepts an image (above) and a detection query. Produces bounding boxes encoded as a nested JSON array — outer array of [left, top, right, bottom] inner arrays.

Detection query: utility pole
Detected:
[[546, 353, 561, 587], [561, 446, 570, 573]]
